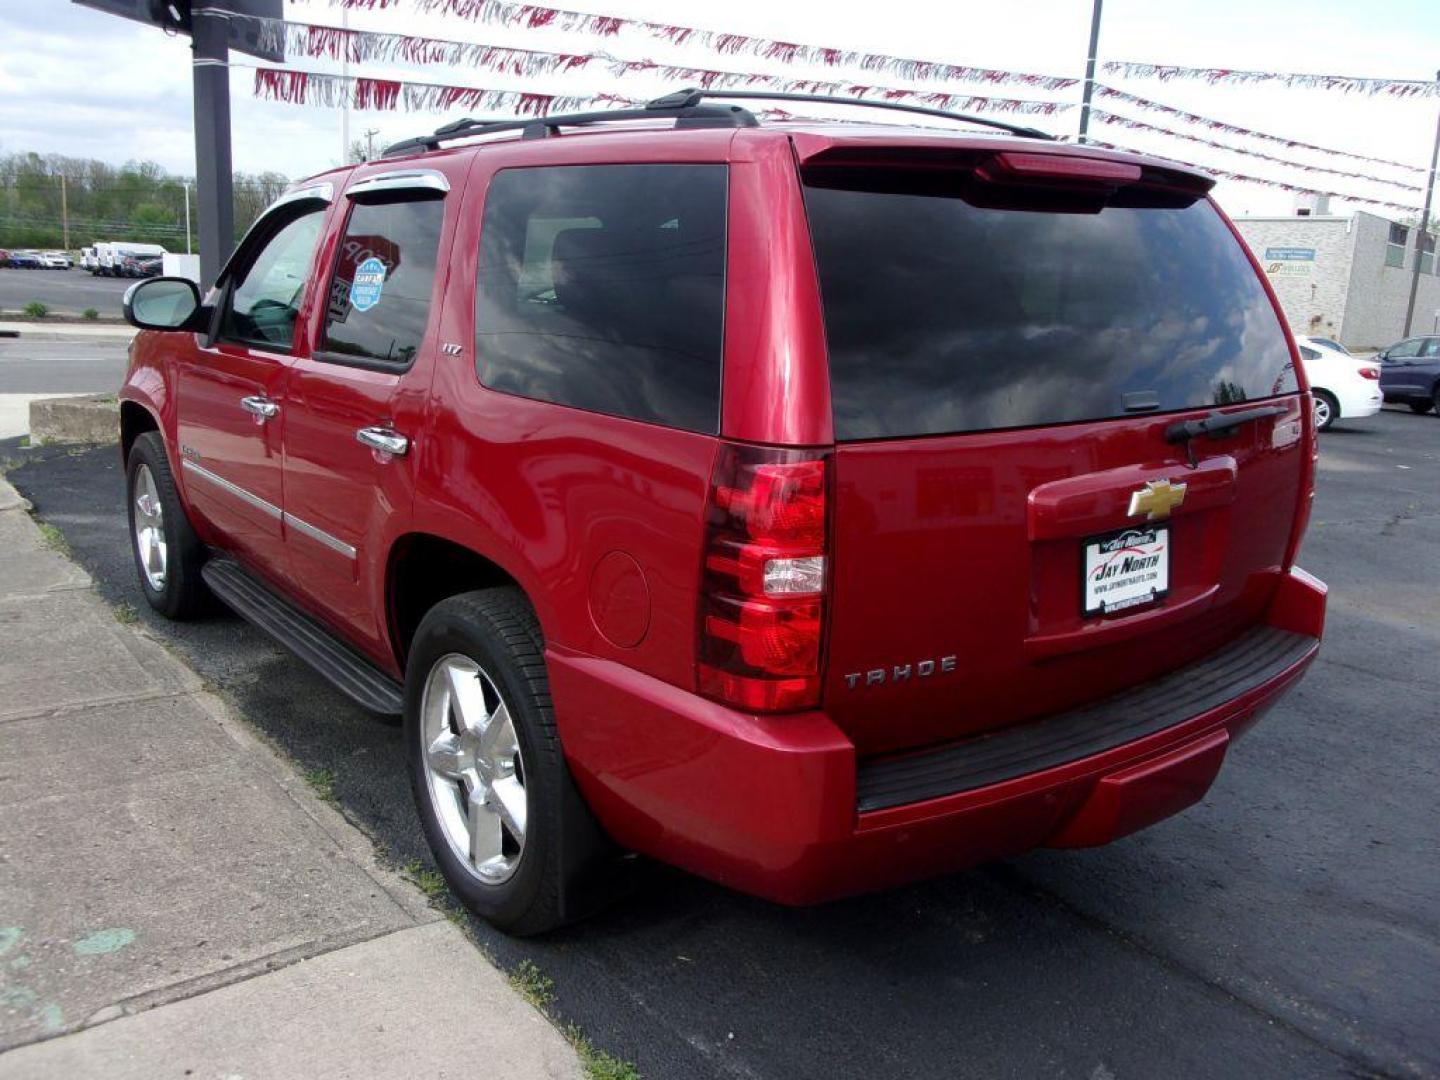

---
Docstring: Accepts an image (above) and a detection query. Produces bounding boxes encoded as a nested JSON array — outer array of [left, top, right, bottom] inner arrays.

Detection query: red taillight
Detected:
[[1358, 367, 1380, 380], [698, 443, 829, 712]]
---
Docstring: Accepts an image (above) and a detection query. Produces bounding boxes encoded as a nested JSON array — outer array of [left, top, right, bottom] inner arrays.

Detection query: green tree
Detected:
[[0, 149, 289, 252]]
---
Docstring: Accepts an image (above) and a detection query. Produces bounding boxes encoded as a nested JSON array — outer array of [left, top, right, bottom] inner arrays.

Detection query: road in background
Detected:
[[0, 268, 132, 318], [0, 341, 129, 394], [6, 406, 1438, 1079], [0, 339, 129, 437]]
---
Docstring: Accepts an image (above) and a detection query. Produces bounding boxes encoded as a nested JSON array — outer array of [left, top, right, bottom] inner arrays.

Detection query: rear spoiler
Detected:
[[792, 135, 1215, 197]]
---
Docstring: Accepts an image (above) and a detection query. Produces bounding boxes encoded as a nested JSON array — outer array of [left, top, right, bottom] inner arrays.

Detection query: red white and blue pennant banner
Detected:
[[1102, 61, 1440, 98], [255, 68, 599, 113], [251, 18, 1074, 112], [1092, 142, 1423, 215], [1091, 111, 1423, 193], [298, 0, 1078, 90], [252, 67, 1068, 116], [1095, 86, 1428, 175]]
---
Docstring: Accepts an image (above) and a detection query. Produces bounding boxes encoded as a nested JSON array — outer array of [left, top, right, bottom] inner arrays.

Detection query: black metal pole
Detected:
[[1077, 0, 1104, 143], [192, 9, 234, 289], [1403, 71, 1440, 337]]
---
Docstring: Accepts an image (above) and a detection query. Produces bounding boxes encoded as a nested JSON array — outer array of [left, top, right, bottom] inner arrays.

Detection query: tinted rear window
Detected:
[[803, 167, 1296, 440], [475, 164, 727, 434]]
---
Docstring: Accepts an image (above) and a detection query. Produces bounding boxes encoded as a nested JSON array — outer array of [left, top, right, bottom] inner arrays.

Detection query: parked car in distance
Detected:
[[94, 242, 117, 275], [1296, 335, 1382, 430], [1377, 334, 1440, 415], [120, 252, 163, 278], [80, 246, 99, 272], [0, 248, 10, 268], [8, 250, 42, 269], [102, 242, 167, 277], [39, 250, 72, 269], [118, 91, 1327, 934], [1307, 336, 1351, 355]]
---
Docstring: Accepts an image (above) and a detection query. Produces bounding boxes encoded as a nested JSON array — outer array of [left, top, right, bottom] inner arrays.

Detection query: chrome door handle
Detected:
[[356, 427, 409, 457], [240, 395, 279, 420]]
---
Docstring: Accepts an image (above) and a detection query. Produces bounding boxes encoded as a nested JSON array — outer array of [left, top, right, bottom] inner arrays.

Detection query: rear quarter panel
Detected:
[[409, 131, 762, 691]]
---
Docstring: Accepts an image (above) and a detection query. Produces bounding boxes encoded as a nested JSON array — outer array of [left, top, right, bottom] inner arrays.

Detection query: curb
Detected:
[[29, 395, 119, 445], [0, 330, 136, 343], [0, 475, 32, 512], [0, 322, 136, 342]]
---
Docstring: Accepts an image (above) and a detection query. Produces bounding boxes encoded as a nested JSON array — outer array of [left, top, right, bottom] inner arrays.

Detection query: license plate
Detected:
[[1082, 525, 1169, 617]]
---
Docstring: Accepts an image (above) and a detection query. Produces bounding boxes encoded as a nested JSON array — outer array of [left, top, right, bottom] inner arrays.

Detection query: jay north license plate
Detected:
[[1082, 525, 1169, 617]]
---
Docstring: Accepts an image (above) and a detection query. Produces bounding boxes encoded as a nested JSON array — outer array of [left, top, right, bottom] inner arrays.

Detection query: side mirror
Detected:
[[123, 277, 204, 332]]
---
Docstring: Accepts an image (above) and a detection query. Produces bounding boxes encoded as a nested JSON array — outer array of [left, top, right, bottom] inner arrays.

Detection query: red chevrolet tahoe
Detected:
[[119, 91, 1325, 934]]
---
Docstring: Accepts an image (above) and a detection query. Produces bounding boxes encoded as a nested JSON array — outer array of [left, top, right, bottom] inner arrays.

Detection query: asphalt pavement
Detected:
[[5, 405, 1438, 1079], [0, 340, 130, 395], [0, 267, 132, 318]]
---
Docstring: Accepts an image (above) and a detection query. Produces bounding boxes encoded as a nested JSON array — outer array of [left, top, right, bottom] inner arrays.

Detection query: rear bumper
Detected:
[[1337, 385, 1383, 419], [550, 567, 1326, 905]]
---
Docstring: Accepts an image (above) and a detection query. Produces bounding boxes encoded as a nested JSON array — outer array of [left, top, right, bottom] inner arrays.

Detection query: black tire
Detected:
[[1408, 400, 1434, 415], [126, 431, 207, 619], [404, 589, 613, 935], [1312, 390, 1339, 431], [1432, 387, 1440, 416]]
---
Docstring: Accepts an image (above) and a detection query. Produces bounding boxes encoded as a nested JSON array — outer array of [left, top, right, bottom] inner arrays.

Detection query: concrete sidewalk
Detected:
[[0, 475, 580, 1078], [0, 322, 135, 343]]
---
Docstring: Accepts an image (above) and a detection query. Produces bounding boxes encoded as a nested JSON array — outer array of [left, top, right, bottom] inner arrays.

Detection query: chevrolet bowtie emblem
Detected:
[[1128, 479, 1188, 521]]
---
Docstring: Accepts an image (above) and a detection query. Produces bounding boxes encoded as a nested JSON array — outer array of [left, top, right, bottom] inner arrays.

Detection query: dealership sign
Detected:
[[1264, 247, 1317, 277]]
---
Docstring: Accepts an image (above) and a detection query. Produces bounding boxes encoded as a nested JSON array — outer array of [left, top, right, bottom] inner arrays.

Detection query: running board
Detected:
[[201, 558, 404, 716]]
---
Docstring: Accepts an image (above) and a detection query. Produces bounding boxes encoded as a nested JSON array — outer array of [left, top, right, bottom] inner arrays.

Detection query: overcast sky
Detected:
[[1, 0, 1437, 218]]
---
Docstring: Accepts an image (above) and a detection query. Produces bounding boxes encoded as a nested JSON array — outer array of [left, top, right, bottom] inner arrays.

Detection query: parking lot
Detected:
[[0, 267, 132, 318], [4, 403, 1437, 1079]]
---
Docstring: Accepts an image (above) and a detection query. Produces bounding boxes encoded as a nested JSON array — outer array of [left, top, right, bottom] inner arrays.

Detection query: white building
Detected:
[[1233, 201, 1440, 349]]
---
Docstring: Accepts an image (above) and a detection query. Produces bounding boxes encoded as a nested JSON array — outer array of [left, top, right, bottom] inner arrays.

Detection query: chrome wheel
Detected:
[[132, 464, 167, 591], [420, 653, 527, 884], [1312, 394, 1333, 429]]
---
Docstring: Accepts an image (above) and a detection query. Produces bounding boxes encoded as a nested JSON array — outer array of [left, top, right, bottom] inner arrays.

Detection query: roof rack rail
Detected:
[[655, 88, 1055, 140], [381, 85, 1054, 158], [382, 97, 758, 158]]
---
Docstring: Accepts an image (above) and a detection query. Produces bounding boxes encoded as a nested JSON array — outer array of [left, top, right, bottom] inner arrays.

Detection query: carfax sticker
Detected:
[[1082, 525, 1169, 617], [349, 257, 387, 313]]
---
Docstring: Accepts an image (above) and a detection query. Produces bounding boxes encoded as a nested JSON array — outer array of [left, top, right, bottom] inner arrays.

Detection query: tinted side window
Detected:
[[321, 197, 445, 367], [475, 164, 727, 434], [1388, 339, 1423, 359], [219, 210, 325, 351]]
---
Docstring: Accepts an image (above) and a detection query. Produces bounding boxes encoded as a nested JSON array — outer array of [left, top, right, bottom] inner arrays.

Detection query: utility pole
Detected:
[[1403, 69, 1440, 337], [183, 181, 193, 255], [59, 174, 69, 250], [192, 8, 235, 288], [364, 127, 379, 161], [1077, 0, 1104, 143], [340, 6, 351, 164]]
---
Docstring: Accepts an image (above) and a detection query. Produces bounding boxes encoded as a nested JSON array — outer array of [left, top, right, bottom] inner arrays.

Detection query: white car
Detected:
[[38, 251, 72, 269], [1297, 335, 1382, 431]]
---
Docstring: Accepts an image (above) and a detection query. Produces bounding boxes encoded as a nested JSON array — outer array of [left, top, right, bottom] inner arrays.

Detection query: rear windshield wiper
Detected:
[[1165, 404, 1290, 465]]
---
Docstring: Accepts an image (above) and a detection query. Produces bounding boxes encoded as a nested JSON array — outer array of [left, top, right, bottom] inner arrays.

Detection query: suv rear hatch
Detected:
[[799, 142, 1309, 756]]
